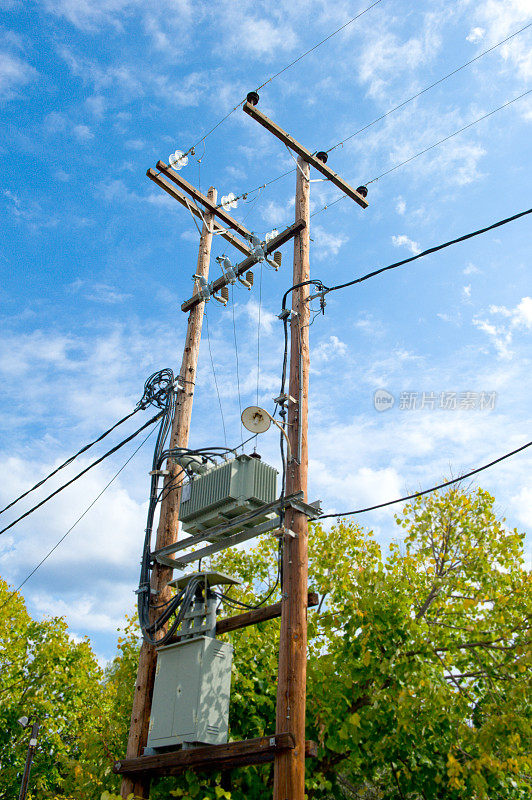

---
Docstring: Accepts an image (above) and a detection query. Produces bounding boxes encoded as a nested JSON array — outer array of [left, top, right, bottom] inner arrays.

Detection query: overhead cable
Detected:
[[0, 411, 164, 537], [311, 90, 532, 219], [318, 439, 532, 519], [254, 0, 384, 94], [229, 22, 532, 214], [176, 0, 385, 160], [321, 207, 532, 294], [366, 89, 532, 185], [326, 21, 532, 153], [205, 311, 228, 446], [0, 371, 171, 517], [0, 426, 157, 613]]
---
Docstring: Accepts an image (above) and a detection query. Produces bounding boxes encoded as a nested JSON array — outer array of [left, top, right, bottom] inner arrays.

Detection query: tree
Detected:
[[100, 486, 531, 800], [3, 486, 530, 799], [0, 581, 105, 799]]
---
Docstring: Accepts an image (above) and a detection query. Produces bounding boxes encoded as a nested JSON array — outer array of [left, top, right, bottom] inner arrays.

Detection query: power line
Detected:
[[326, 21, 532, 153], [177, 0, 385, 160], [0, 425, 157, 613], [366, 88, 532, 185], [204, 310, 228, 446], [321, 207, 532, 295], [228, 22, 532, 215], [231, 285, 244, 444], [0, 369, 173, 516], [255, 0, 384, 94], [318, 439, 532, 519], [0, 412, 163, 537], [0, 407, 141, 516], [311, 89, 532, 219]]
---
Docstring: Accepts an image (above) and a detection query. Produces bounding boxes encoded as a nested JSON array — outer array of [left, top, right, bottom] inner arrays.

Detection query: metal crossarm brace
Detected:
[[146, 169, 253, 257], [156, 517, 283, 570], [284, 495, 322, 519], [181, 219, 307, 312], [151, 491, 315, 561], [242, 102, 369, 209], [154, 162, 254, 239]]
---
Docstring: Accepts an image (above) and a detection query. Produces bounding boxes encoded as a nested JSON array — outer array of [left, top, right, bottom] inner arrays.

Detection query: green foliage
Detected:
[[2, 487, 530, 800], [0, 579, 105, 798]]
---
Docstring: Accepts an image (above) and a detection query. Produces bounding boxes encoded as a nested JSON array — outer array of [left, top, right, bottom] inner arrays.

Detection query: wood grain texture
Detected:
[[273, 157, 311, 800], [242, 102, 369, 209], [181, 219, 306, 312], [155, 162, 253, 238], [114, 734, 317, 777], [146, 169, 252, 257], [163, 592, 319, 643], [120, 189, 217, 800]]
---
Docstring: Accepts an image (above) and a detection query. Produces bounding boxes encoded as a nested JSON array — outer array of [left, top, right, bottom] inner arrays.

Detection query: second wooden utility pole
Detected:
[[274, 157, 311, 800], [121, 187, 217, 800]]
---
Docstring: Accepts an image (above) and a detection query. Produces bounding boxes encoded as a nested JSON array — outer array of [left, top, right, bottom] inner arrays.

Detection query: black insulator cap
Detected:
[[316, 151, 328, 164], [246, 91, 260, 106], [250, 452, 261, 460], [356, 185, 368, 198]]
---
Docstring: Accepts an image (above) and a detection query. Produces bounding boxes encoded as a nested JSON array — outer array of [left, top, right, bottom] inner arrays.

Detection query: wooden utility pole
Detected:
[[121, 187, 218, 800], [273, 158, 311, 800]]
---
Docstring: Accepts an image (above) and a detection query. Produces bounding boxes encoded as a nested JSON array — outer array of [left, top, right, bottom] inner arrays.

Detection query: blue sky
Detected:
[[1, 0, 531, 661]]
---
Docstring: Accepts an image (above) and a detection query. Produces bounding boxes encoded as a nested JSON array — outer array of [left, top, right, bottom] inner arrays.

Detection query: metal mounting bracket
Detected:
[[273, 393, 297, 406], [283, 494, 322, 519], [272, 527, 297, 539]]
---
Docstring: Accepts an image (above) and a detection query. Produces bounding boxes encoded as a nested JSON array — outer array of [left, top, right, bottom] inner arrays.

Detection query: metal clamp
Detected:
[[272, 526, 297, 539], [283, 493, 322, 519]]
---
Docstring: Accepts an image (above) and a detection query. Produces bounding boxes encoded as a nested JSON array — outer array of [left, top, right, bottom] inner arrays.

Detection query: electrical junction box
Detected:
[[179, 454, 277, 539], [147, 636, 233, 750]]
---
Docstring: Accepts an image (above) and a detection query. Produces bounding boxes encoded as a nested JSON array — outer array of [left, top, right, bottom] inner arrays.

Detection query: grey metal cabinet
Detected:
[[147, 636, 233, 750]]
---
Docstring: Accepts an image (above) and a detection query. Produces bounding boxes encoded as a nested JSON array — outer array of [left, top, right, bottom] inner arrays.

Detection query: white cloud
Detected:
[[261, 199, 293, 227], [463, 262, 481, 275], [462, 284, 472, 302], [355, 10, 442, 101], [473, 297, 532, 359], [472, 0, 532, 81], [391, 234, 421, 255], [3, 189, 59, 231], [511, 485, 532, 529], [395, 196, 406, 215], [125, 138, 145, 150], [466, 27, 485, 43], [72, 123, 94, 142], [0, 51, 37, 100], [70, 280, 132, 304], [313, 335, 348, 362], [312, 225, 348, 259], [243, 299, 277, 335], [85, 94, 106, 118]]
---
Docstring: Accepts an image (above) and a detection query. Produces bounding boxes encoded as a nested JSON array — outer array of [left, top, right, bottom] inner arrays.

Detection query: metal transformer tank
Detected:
[[179, 454, 277, 539]]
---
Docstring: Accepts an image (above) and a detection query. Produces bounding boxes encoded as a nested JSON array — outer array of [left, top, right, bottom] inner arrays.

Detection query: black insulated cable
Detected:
[[0, 412, 164, 537], [319, 439, 532, 519], [322, 208, 532, 295], [0, 369, 175, 517]]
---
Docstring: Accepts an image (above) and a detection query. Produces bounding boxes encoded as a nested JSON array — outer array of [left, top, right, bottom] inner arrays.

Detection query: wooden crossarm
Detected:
[[146, 169, 252, 257], [113, 734, 317, 776], [154, 162, 254, 239], [242, 102, 369, 209]]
